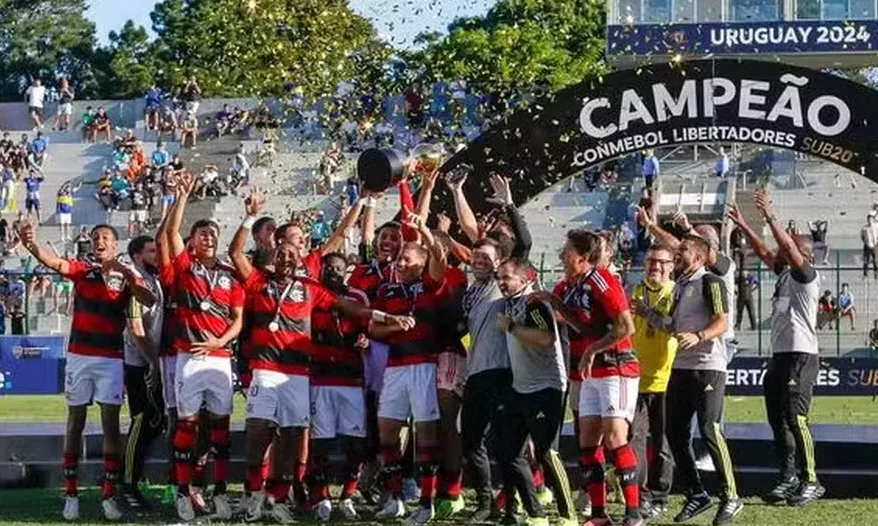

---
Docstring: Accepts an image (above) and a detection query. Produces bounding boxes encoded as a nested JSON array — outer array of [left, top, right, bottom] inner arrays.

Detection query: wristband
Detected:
[[242, 216, 257, 229], [371, 310, 388, 323]]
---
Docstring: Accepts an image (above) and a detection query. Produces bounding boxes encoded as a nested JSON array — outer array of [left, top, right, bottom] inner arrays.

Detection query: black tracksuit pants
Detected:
[[763, 352, 819, 483], [631, 391, 674, 504], [497, 388, 576, 520], [666, 369, 738, 500], [124, 364, 166, 487], [461, 368, 513, 500]]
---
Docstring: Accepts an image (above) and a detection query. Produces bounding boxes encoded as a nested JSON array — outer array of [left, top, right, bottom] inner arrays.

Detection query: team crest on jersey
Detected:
[[290, 282, 306, 302], [105, 273, 125, 291], [218, 275, 232, 290]]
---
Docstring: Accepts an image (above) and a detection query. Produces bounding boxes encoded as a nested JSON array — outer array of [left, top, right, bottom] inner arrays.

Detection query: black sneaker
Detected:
[[621, 513, 645, 526], [674, 492, 713, 523], [712, 499, 743, 525], [472, 495, 497, 522], [120, 485, 149, 510], [641, 500, 667, 519], [787, 482, 825, 507], [762, 476, 799, 504]]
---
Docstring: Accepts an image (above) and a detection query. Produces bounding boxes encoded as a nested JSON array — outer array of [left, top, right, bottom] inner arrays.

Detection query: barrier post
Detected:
[[539, 252, 546, 285], [836, 252, 841, 357]]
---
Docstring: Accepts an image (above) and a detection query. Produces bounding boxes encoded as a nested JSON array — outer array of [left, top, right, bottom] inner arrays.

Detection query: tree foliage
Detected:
[[103, 22, 160, 98], [148, 0, 388, 98], [0, 0, 100, 99], [407, 0, 607, 96]]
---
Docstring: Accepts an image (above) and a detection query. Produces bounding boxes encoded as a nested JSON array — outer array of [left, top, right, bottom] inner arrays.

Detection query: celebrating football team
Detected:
[[17, 159, 823, 525]]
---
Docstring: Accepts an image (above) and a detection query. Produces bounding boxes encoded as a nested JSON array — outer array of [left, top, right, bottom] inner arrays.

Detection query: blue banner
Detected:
[[0, 336, 67, 360], [0, 358, 64, 394], [607, 20, 878, 56], [727, 357, 878, 396]]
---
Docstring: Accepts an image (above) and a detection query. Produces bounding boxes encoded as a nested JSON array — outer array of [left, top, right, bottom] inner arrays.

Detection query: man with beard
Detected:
[[495, 258, 571, 526], [629, 245, 677, 519], [728, 191, 823, 506], [230, 192, 411, 523], [17, 222, 154, 522], [642, 236, 742, 525], [308, 252, 370, 521], [536, 230, 638, 526], [121, 235, 166, 510], [371, 216, 447, 524], [247, 216, 277, 270], [160, 173, 245, 522]]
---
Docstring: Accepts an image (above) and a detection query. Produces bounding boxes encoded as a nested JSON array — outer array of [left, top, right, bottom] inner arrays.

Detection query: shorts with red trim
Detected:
[[578, 375, 639, 422]]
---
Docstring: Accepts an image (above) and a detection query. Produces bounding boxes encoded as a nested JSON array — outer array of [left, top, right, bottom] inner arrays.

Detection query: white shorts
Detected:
[[64, 354, 124, 407], [569, 380, 581, 415], [161, 355, 177, 410], [378, 363, 439, 423], [175, 354, 233, 418], [578, 376, 639, 421], [58, 213, 71, 226], [58, 103, 73, 116], [129, 210, 147, 222], [246, 369, 309, 428], [436, 352, 467, 398], [310, 385, 366, 439]]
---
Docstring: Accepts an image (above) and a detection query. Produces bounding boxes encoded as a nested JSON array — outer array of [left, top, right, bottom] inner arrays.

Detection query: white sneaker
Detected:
[[62, 495, 79, 521], [175, 494, 196, 522], [213, 493, 233, 520], [315, 498, 332, 521], [101, 498, 123, 521], [406, 503, 435, 525], [340, 498, 358, 520], [376, 497, 406, 519], [245, 491, 266, 522], [576, 490, 592, 517], [269, 501, 296, 524]]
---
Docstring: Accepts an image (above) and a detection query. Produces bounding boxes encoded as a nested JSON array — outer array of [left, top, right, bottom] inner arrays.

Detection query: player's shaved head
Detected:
[[693, 224, 719, 250]]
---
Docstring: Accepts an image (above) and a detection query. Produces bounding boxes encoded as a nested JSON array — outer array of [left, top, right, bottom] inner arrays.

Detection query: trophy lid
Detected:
[[357, 148, 406, 192]]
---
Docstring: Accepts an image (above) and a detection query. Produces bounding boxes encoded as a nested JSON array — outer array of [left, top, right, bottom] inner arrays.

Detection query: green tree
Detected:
[[0, 0, 99, 99], [149, 0, 388, 98], [408, 0, 606, 97], [102, 21, 161, 98]]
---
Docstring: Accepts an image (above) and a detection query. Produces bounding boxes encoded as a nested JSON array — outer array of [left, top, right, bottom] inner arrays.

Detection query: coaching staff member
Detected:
[[728, 191, 824, 506]]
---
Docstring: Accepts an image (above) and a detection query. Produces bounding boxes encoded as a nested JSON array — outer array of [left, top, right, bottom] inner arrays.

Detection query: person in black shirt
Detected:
[[128, 183, 149, 237], [735, 271, 757, 331], [10, 303, 25, 335], [74, 226, 92, 260], [807, 220, 829, 266]]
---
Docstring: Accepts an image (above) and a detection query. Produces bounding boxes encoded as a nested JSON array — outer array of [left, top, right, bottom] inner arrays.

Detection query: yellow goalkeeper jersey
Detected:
[[632, 280, 678, 393]]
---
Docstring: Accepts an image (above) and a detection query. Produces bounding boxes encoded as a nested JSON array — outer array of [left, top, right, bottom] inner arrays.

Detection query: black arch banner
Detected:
[[434, 59, 878, 217]]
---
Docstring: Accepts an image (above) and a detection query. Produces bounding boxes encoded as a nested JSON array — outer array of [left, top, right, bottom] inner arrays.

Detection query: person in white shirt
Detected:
[[25, 79, 47, 130], [861, 214, 878, 279]]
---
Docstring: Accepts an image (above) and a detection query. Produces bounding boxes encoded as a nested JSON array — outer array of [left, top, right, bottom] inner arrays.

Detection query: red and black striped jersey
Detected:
[[296, 250, 322, 280], [372, 275, 448, 367], [242, 269, 335, 375], [63, 260, 133, 359], [553, 267, 638, 379], [170, 251, 245, 357], [348, 260, 395, 302], [310, 287, 368, 387]]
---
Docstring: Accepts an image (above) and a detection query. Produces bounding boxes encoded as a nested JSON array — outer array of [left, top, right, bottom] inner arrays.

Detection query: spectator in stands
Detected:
[[128, 182, 149, 237], [0, 164, 14, 211], [167, 153, 184, 180], [144, 84, 163, 130], [0, 299, 5, 335], [180, 111, 198, 148], [345, 177, 359, 206], [862, 214, 878, 279], [89, 107, 113, 143], [24, 171, 44, 224], [0, 217, 10, 255], [617, 221, 635, 260], [215, 104, 233, 136], [55, 181, 80, 242], [870, 320, 878, 354], [28, 264, 53, 307], [642, 149, 660, 188], [310, 210, 331, 249], [319, 142, 342, 194], [73, 226, 91, 259], [127, 142, 147, 181], [785, 220, 800, 237], [837, 283, 856, 331], [715, 146, 730, 178], [808, 220, 830, 265], [9, 212, 25, 254], [158, 105, 178, 141], [25, 78, 47, 130], [735, 270, 758, 331], [150, 141, 170, 175], [817, 290, 836, 330], [196, 164, 221, 200], [30, 131, 49, 172], [49, 272, 74, 317], [9, 302, 24, 335], [160, 170, 177, 221], [53, 78, 75, 132], [81, 106, 96, 141], [599, 166, 618, 189], [230, 144, 250, 193], [118, 129, 137, 151], [180, 76, 202, 114], [405, 82, 425, 128]]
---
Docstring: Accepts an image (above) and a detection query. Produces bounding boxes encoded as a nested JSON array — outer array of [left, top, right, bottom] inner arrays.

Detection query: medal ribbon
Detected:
[[269, 280, 296, 329]]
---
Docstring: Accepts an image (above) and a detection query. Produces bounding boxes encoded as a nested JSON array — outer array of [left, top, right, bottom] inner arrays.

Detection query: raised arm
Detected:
[[636, 206, 681, 250], [414, 164, 439, 222], [446, 173, 480, 243], [728, 202, 776, 269], [167, 172, 196, 257], [487, 173, 532, 259], [229, 191, 263, 281], [360, 193, 377, 254], [17, 223, 71, 275], [756, 190, 807, 271], [320, 197, 365, 256], [406, 214, 446, 282]]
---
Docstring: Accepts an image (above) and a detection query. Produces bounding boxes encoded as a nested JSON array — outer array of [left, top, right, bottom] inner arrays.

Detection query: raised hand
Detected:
[[16, 221, 35, 247], [437, 213, 452, 234], [727, 203, 746, 227], [673, 209, 692, 231], [487, 173, 513, 206], [635, 205, 653, 228], [444, 164, 469, 192], [245, 187, 265, 216], [755, 189, 774, 219]]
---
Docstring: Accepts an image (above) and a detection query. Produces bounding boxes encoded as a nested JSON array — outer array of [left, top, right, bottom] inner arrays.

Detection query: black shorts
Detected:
[[26, 197, 39, 211], [29, 106, 43, 118]]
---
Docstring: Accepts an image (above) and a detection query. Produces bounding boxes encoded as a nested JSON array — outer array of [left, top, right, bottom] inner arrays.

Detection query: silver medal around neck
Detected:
[[200, 301, 210, 311], [269, 321, 280, 333]]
